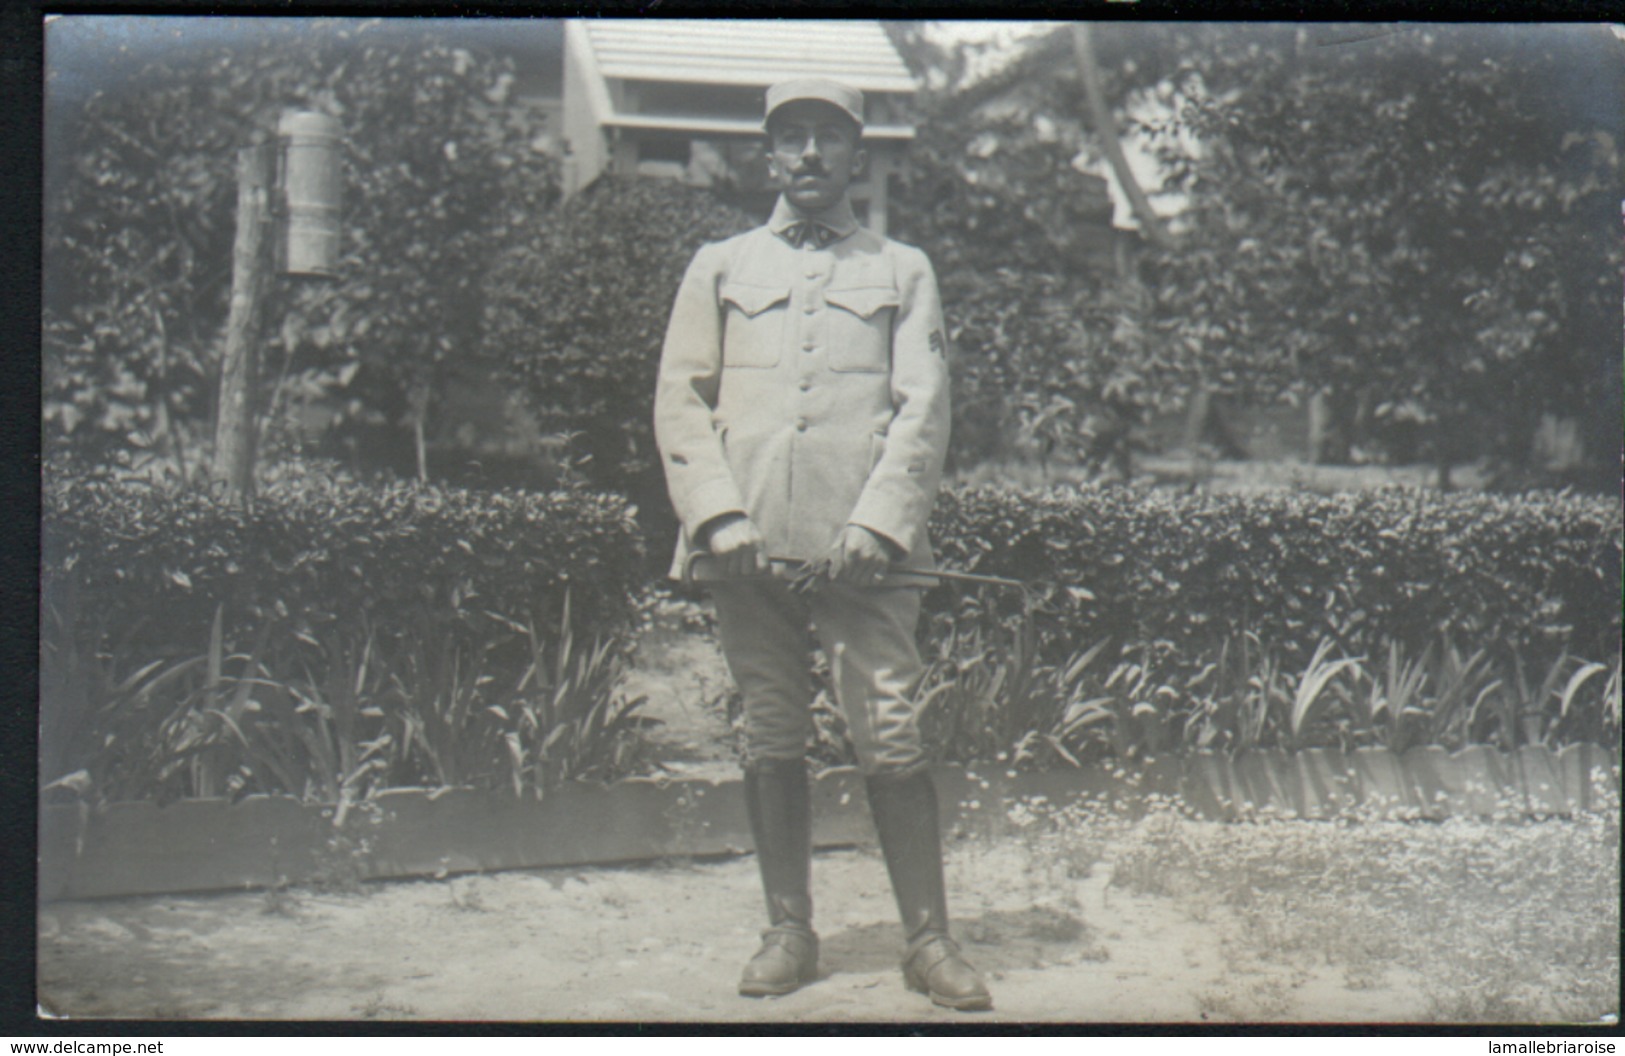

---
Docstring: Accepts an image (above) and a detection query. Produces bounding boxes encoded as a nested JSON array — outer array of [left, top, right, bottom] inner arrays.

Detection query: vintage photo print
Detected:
[[37, 15, 1622, 1025]]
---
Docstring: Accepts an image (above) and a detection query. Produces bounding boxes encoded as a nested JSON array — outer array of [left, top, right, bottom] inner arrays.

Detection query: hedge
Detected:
[[42, 475, 644, 649], [39, 475, 1620, 795], [46, 477, 1617, 668], [40, 475, 650, 803], [928, 484, 1623, 665]]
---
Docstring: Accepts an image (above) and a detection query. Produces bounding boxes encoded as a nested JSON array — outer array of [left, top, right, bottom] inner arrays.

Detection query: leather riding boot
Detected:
[[866, 769, 993, 1011], [738, 757, 818, 996]]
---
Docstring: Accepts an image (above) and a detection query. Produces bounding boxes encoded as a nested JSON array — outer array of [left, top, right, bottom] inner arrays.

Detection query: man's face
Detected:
[[766, 100, 867, 214]]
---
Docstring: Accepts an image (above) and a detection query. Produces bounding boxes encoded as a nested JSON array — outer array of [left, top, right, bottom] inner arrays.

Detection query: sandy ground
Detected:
[[37, 836, 1430, 1024]]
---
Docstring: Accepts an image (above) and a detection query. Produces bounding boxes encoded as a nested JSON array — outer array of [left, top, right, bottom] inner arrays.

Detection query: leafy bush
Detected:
[[887, 29, 1171, 473], [875, 483, 1624, 765], [936, 268, 1167, 474], [43, 473, 642, 646], [891, 23, 1623, 485], [478, 176, 756, 562], [481, 177, 755, 486], [40, 473, 651, 801], [800, 483, 1621, 767], [928, 483, 1622, 666]]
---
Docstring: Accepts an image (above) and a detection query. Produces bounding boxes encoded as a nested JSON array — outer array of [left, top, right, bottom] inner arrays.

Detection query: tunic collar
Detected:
[[769, 195, 860, 247]]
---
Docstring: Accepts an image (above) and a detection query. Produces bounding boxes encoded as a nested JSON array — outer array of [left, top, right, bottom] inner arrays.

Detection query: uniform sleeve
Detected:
[[846, 247, 951, 559], [653, 243, 747, 536]]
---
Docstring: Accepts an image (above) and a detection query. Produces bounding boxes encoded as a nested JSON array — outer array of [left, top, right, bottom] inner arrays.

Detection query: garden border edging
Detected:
[[39, 745, 1619, 901]]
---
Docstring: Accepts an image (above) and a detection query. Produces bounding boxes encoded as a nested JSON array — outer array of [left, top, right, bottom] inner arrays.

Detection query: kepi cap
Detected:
[[764, 78, 864, 131]]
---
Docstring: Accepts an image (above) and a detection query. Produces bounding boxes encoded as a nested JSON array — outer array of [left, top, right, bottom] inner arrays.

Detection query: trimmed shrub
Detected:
[[866, 483, 1623, 766], [40, 475, 650, 802], [928, 483, 1622, 665], [43, 474, 643, 648]]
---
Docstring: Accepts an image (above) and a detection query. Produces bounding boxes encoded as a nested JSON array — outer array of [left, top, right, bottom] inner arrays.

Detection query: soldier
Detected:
[[653, 77, 992, 1012]]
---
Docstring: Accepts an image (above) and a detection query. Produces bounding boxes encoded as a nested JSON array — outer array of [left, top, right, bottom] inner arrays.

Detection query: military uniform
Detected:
[[653, 77, 991, 1012], [655, 193, 948, 774]]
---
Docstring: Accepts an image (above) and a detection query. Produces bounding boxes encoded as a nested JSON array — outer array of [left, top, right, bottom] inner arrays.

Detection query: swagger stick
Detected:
[[680, 553, 1084, 606]]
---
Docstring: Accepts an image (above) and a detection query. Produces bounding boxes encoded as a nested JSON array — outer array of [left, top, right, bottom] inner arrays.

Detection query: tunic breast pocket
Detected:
[[720, 283, 789, 369], [824, 286, 899, 373]]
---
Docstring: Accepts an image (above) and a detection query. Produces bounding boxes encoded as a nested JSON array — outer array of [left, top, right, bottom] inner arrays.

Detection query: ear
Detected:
[[852, 146, 869, 180]]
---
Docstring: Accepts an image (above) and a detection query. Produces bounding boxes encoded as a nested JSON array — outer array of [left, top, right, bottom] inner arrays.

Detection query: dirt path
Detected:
[[38, 836, 1428, 1024], [620, 601, 739, 774]]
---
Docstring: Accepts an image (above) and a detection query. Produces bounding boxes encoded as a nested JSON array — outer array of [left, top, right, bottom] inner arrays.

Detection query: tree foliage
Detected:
[[890, 22, 1622, 483], [43, 20, 559, 471], [1122, 23, 1623, 478], [46, 20, 1620, 491], [480, 177, 755, 499], [887, 27, 1163, 471]]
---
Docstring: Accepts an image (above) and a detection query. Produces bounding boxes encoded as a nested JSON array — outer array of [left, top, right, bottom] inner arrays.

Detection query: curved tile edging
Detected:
[[38, 745, 1619, 901]]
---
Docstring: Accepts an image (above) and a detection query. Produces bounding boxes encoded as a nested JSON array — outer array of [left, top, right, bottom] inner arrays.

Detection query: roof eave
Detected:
[[602, 113, 915, 140], [597, 65, 918, 94]]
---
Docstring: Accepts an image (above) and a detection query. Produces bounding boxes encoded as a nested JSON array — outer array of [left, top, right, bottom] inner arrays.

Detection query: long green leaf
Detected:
[[1062, 637, 1112, 686], [1290, 640, 1364, 739], [1558, 662, 1607, 719]]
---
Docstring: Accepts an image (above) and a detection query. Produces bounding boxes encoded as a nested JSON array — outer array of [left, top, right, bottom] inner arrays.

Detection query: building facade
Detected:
[[558, 20, 918, 233]]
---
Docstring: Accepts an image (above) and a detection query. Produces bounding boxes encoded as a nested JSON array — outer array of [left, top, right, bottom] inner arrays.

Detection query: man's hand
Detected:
[[829, 525, 901, 585], [704, 513, 769, 578]]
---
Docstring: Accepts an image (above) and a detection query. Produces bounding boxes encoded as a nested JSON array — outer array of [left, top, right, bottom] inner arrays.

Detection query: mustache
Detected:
[[789, 163, 828, 177]]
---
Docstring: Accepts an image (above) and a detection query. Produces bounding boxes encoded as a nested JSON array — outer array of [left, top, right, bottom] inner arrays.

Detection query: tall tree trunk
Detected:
[[1073, 23, 1178, 487], [408, 380, 431, 484], [1071, 23, 1170, 250]]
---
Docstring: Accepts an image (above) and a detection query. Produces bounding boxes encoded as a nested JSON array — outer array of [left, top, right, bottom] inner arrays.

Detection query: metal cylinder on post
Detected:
[[275, 110, 342, 277]]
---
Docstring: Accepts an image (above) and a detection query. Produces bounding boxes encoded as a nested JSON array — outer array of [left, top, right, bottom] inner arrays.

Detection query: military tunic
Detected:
[[655, 197, 950, 576], [654, 196, 952, 775]]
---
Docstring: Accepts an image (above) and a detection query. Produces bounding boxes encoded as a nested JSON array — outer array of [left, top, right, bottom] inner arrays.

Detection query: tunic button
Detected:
[[798, 378, 811, 391], [804, 270, 819, 280], [803, 305, 817, 315], [802, 342, 816, 352], [795, 417, 809, 431]]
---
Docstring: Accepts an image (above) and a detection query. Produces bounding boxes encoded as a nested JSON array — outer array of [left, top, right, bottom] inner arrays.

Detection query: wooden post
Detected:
[[212, 143, 274, 505]]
